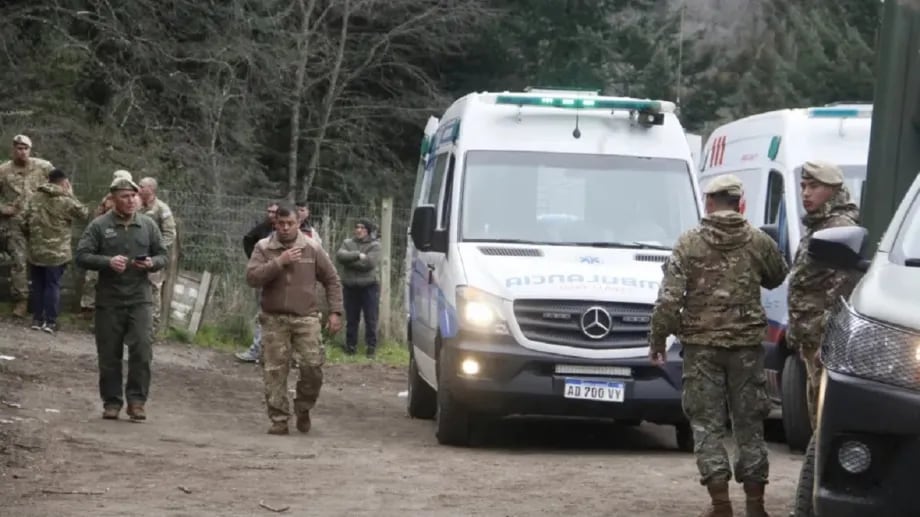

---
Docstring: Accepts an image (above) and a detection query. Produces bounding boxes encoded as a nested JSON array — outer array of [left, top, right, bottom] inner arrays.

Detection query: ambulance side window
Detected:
[[438, 155, 456, 230], [765, 170, 784, 223], [426, 153, 449, 206]]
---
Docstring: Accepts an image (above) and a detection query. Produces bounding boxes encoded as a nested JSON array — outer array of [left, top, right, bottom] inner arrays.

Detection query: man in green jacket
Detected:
[[335, 218, 382, 357], [76, 176, 168, 422], [22, 168, 88, 333]]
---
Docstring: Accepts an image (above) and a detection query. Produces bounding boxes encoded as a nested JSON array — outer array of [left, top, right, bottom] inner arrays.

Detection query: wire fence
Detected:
[[19, 181, 416, 345], [155, 189, 413, 344]]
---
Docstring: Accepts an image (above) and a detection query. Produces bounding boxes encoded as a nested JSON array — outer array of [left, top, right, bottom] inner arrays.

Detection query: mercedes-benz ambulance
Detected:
[[404, 88, 703, 447]]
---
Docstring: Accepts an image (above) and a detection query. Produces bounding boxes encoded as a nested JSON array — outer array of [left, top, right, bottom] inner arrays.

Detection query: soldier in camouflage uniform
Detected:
[[22, 169, 88, 333], [138, 177, 177, 333], [787, 160, 862, 429], [76, 176, 168, 421], [80, 170, 135, 318], [649, 174, 788, 517], [246, 205, 343, 435], [0, 135, 55, 318]]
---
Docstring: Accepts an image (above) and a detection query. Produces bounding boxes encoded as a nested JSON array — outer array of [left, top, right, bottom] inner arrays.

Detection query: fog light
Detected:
[[837, 440, 872, 474], [460, 358, 480, 376]]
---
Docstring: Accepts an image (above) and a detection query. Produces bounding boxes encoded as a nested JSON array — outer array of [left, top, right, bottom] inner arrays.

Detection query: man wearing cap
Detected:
[[76, 176, 168, 422], [335, 218, 382, 357], [649, 174, 788, 517], [788, 160, 862, 429], [138, 177, 177, 333], [81, 169, 138, 320], [0, 135, 55, 318], [22, 169, 88, 333]]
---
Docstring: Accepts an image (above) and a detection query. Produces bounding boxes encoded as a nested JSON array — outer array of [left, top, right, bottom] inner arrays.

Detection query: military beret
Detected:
[[110, 177, 140, 192], [801, 160, 843, 186], [12, 134, 32, 148], [703, 174, 744, 197]]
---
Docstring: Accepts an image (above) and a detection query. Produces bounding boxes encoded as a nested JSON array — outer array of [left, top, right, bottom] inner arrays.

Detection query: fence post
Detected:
[[380, 198, 393, 342]]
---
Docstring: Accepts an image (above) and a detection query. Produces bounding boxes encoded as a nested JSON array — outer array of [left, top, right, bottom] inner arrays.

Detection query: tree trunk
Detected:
[[302, 0, 351, 200], [287, 0, 318, 203]]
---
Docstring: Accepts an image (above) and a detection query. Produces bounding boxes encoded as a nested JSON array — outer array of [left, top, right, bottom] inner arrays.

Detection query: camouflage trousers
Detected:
[[148, 269, 165, 332], [682, 344, 772, 486], [260, 312, 325, 423], [802, 347, 822, 429], [787, 309, 828, 429], [0, 222, 29, 301], [81, 270, 98, 309]]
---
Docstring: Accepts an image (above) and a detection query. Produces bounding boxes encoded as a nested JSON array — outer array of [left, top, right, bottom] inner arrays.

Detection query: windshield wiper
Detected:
[[562, 241, 672, 251]]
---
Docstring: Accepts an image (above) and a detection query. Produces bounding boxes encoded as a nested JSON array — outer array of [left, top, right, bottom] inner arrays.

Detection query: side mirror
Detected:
[[759, 224, 780, 246], [808, 226, 871, 272], [410, 205, 448, 253]]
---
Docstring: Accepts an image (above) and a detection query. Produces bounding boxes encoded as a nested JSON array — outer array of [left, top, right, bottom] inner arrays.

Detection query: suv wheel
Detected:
[[675, 423, 694, 452], [782, 354, 813, 452]]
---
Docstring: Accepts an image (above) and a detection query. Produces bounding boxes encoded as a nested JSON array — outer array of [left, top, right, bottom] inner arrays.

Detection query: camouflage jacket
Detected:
[[141, 197, 177, 248], [0, 158, 54, 223], [787, 187, 862, 351], [649, 211, 789, 351], [22, 183, 89, 266]]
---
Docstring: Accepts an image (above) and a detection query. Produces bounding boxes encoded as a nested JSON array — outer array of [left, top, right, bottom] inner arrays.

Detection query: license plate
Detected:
[[563, 378, 625, 403]]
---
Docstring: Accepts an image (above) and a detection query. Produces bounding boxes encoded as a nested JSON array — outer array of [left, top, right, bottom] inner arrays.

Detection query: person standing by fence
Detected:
[[245, 204, 343, 435], [335, 218, 382, 357], [76, 176, 168, 421], [22, 168, 88, 333], [235, 201, 279, 363], [138, 177, 177, 333], [0, 134, 54, 318]]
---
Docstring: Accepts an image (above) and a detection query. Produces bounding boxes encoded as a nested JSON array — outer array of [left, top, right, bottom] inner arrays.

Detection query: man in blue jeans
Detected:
[[335, 218, 382, 357], [22, 168, 88, 333]]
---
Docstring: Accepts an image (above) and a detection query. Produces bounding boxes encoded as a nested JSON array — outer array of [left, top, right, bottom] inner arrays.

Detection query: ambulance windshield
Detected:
[[460, 151, 699, 249]]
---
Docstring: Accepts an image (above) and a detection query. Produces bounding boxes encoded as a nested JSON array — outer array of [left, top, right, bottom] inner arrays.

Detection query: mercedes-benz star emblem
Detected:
[[580, 306, 613, 340]]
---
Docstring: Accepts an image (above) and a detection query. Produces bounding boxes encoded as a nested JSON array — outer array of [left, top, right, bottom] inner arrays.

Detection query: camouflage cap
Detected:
[[112, 169, 133, 181], [703, 174, 744, 197], [110, 177, 139, 193], [801, 160, 843, 186], [12, 134, 32, 148]]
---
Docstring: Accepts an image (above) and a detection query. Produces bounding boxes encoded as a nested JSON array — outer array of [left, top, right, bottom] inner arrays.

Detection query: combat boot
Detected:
[[267, 421, 289, 435], [12, 301, 27, 318], [701, 481, 733, 517], [126, 403, 146, 421], [743, 482, 769, 517], [102, 405, 121, 420]]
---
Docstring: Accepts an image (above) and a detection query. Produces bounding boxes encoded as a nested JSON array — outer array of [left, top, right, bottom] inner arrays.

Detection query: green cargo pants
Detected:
[[95, 303, 155, 407]]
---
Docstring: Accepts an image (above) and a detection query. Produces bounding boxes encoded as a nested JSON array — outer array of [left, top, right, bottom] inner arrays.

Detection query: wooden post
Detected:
[[160, 237, 181, 334], [380, 198, 393, 342], [188, 271, 212, 334]]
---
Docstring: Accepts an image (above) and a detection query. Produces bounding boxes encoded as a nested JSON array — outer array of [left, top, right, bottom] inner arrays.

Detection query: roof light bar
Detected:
[[495, 94, 675, 114], [807, 107, 873, 119]]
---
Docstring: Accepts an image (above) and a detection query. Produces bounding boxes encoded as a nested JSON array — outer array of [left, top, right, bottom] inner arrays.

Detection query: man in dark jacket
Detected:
[[236, 201, 279, 362], [335, 218, 382, 357]]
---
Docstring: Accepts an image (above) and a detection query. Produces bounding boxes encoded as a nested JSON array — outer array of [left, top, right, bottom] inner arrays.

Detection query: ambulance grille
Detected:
[[478, 246, 543, 257]]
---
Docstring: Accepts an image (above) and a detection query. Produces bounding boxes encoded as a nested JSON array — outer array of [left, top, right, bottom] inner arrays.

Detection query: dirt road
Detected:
[[0, 321, 803, 516]]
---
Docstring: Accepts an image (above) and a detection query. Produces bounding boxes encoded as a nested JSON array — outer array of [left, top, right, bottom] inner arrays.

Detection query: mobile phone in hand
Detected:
[[134, 255, 149, 262]]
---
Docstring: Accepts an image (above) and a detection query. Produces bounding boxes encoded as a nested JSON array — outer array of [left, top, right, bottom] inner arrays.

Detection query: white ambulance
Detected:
[[404, 88, 703, 447], [698, 104, 871, 451]]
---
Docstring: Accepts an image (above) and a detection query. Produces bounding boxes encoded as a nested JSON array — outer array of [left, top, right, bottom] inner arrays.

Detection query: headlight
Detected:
[[456, 286, 509, 334], [822, 300, 920, 391]]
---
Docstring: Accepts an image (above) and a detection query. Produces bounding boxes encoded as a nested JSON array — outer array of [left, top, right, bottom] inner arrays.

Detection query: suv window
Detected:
[[893, 188, 920, 263]]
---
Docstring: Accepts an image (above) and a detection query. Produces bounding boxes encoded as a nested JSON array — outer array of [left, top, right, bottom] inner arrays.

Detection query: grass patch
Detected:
[[166, 323, 249, 353], [324, 339, 409, 367]]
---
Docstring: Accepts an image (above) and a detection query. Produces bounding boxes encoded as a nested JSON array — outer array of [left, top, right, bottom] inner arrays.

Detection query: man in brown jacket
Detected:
[[246, 204, 344, 435]]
